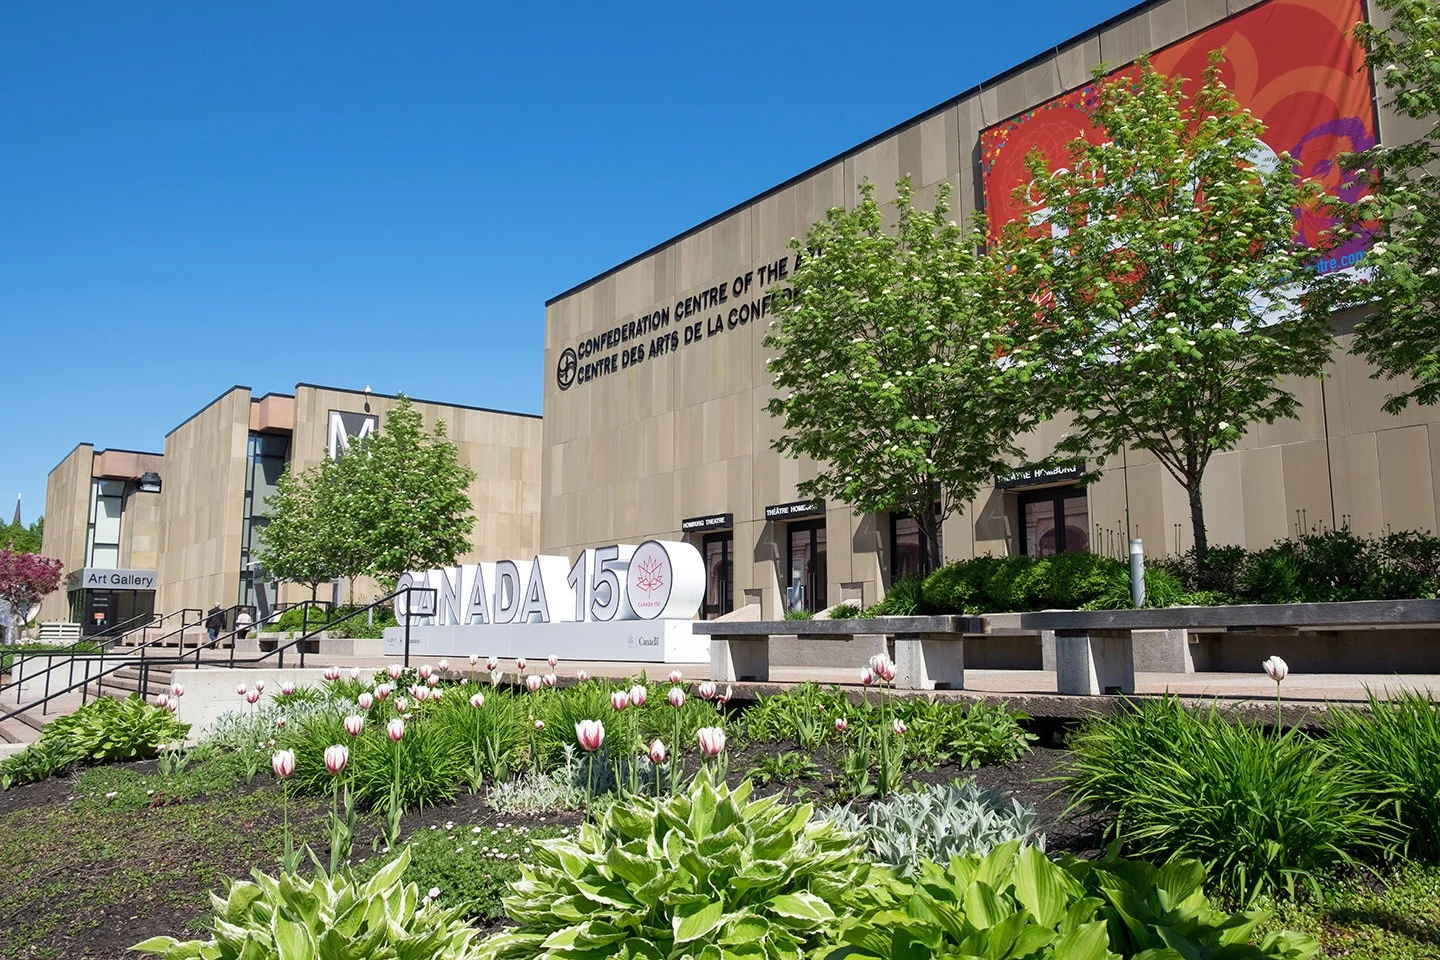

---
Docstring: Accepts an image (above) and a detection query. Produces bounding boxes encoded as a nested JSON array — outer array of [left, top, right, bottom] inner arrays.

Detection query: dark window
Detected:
[[891, 512, 942, 581], [786, 520, 827, 612], [702, 533, 733, 620], [1018, 487, 1090, 557], [240, 433, 292, 607]]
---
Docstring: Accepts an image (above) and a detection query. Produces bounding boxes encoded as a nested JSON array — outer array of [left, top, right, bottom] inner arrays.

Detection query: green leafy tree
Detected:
[[1, 517, 43, 554], [1000, 54, 1347, 567], [348, 395, 476, 587], [257, 466, 335, 601], [1345, 0, 1440, 412], [767, 179, 1040, 570]]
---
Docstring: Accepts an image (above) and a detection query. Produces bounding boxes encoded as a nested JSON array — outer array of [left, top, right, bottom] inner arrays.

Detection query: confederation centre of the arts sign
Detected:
[[382, 540, 709, 663]]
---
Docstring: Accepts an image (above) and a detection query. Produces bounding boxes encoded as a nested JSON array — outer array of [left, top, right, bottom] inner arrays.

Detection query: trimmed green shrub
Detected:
[[825, 842, 1320, 959], [863, 573, 931, 616], [784, 606, 814, 620], [827, 602, 861, 619], [822, 779, 1045, 878], [134, 848, 481, 959], [479, 774, 884, 960], [1329, 690, 1440, 861], [2, 695, 189, 788], [1066, 697, 1399, 901]]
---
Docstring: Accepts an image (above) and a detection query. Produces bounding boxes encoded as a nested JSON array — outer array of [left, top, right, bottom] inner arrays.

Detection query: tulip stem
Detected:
[[1275, 680, 1283, 729]]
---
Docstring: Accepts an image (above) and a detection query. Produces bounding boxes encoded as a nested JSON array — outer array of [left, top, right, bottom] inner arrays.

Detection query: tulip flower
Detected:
[[469, 692, 485, 709], [869, 653, 887, 673], [1263, 655, 1289, 725], [387, 664, 403, 680], [245, 688, 261, 705], [276, 716, 288, 729], [154, 693, 170, 709], [629, 684, 648, 708], [575, 719, 605, 751], [418, 664, 434, 680], [875, 659, 896, 683], [516, 657, 527, 672], [432, 687, 444, 701], [648, 739, 668, 764], [668, 670, 683, 685], [170, 683, 185, 699], [437, 658, 450, 672], [486, 656, 499, 671], [425, 674, 439, 687], [718, 685, 732, 705], [547, 653, 558, 668], [255, 679, 266, 692], [387, 718, 406, 742], [357, 692, 374, 710], [892, 719, 907, 736], [415, 686, 431, 702], [489, 670, 504, 687], [698, 681, 717, 700], [324, 744, 349, 775], [1262, 656, 1289, 683], [543, 672, 557, 689], [280, 680, 296, 696], [611, 690, 630, 712], [576, 669, 588, 682], [375, 683, 392, 700], [834, 717, 848, 733], [271, 749, 296, 778], [860, 667, 876, 686], [236, 682, 248, 696], [696, 726, 727, 758], [350, 666, 362, 680], [344, 714, 365, 737], [468, 654, 479, 666], [323, 665, 341, 682], [534, 719, 546, 731], [668, 687, 686, 709], [164, 699, 179, 714], [525, 674, 543, 693]]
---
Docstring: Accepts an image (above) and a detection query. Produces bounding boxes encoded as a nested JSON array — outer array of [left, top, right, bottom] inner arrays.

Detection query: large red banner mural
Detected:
[[980, 0, 1377, 269]]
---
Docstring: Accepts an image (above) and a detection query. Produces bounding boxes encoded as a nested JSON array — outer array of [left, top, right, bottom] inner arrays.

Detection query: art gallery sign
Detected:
[[385, 540, 708, 663]]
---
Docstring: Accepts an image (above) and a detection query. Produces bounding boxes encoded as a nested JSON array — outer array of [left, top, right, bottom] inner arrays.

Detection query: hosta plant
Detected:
[[478, 772, 885, 960], [822, 778, 1045, 878], [823, 841, 1318, 959], [132, 848, 481, 960]]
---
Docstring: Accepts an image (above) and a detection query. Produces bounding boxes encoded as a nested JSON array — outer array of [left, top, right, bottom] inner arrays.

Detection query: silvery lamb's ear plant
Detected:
[[131, 848, 481, 960], [822, 778, 1046, 878], [478, 771, 888, 960], [822, 841, 1319, 960]]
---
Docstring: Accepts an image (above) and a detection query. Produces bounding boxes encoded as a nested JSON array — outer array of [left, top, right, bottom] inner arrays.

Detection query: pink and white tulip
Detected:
[[534, 719, 545, 731], [357, 692, 374, 710], [629, 684, 647, 708], [437, 659, 449, 672], [395, 697, 409, 713], [698, 681, 717, 700], [324, 744, 349, 775], [1262, 656, 1289, 682], [468, 654, 479, 667], [349, 666, 362, 680], [245, 687, 261, 704], [543, 672, 557, 689], [170, 683, 185, 699], [323, 665, 341, 682], [280, 680, 295, 696], [387, 718, 406, 742], [237, 682, 248, 696], [576, 669, 588, 682], [418, 664, 434, 680], [668, 687, 686, 709], [547, 653, 558, 668], [575, 719, 605, 751], [344, 714, 365, 737], [834, 717, 848, 733], [668, 670, 683, 685], [425, 674, 439, 687], [387, 664, 403, 680], [469, 692, 485, 709], [648, 739, 668, 764], [525, 674, 543, 693], [375, 683, 392, 700], [516, 657, 527, 672], [611, 690, 630, 712], [486, 656, 498, 671], [892, 719, 907, 736], [696, 726, 727, 758], [271, 749, 296, 778]]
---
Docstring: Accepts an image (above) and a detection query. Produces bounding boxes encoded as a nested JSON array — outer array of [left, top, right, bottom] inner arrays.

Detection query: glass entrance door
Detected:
[[1018, 487, 1090, 557], [702, 533, 733, 619], [786, 521, 827, 613]]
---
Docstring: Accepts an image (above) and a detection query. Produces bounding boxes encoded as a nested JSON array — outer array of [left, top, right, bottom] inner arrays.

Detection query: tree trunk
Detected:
[[1188, 480, 1209, 571]]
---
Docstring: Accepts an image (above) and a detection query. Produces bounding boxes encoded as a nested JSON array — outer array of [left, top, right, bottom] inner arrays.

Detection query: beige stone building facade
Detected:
[[541, 0, 1436, 619], [41, 384, 541, 632]]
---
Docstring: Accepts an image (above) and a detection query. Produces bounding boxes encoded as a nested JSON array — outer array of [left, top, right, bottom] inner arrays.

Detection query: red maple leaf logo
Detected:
[[633, 555, 666, 596]]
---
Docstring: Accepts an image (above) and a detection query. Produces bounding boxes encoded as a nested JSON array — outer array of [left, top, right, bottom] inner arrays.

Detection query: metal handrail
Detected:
[[1, 589, 433, 722], [102, 607, 203, 649]]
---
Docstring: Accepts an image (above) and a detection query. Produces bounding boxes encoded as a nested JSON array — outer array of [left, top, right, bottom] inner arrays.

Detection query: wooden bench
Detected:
[[695, 616, 987, 690]]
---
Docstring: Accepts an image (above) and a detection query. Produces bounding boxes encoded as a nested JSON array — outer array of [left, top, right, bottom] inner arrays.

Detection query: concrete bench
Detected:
[[1020, 599, 1440, 695], [695, 616, 987, 690]]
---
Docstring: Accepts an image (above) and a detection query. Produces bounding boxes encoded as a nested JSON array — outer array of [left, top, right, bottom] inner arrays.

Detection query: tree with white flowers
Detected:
[[1344, 0, 1440, 412], [766, 178, 1039, 571], [999, 53, 1350, 568]]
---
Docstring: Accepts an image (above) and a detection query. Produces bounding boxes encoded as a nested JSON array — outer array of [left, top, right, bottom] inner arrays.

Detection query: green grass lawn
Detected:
[[1259, 863, 1440, 958]]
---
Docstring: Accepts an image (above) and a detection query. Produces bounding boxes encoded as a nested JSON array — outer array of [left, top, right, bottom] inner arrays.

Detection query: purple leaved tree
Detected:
[[0, 549, 65, 644]]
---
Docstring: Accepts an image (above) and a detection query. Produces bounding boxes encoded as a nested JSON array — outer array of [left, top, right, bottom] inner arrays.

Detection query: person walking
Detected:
[[234, 607, 254, 640], [205, 603, 225, 643]]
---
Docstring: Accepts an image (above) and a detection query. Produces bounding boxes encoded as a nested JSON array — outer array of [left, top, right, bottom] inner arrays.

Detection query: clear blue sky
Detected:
[[1, 0, 1136, 525]]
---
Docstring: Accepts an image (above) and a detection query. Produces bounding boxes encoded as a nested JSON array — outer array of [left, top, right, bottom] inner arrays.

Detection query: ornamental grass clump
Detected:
[[1328, 689, 1440, 861], [1065, 695, 1399, 902], [477, 773, 883, 960]]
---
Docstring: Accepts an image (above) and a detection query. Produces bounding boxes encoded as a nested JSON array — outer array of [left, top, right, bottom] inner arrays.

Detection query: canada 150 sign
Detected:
[[395, 540, 705, 626]]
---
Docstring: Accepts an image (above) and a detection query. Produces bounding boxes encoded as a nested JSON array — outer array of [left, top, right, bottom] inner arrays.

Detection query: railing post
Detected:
[[403, 590, 412, 669], [300, 603, 310, 668], [43, 656, 53, 715]]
